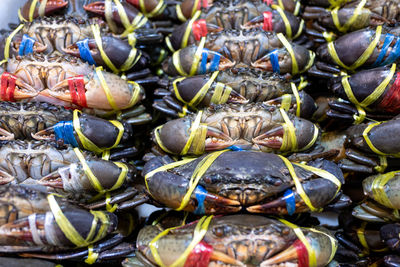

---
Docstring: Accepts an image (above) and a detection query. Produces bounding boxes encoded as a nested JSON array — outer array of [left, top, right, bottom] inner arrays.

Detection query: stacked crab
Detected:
[[0, 0, 400, 266]]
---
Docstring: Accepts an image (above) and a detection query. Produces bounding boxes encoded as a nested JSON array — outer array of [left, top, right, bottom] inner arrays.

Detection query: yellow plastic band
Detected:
[[277, 33, 298, 74], [74, 148, 128, 195], [278, 155, 320, 212], [127, 81, 142, 108], [327, 26, 382, 70], [105, 0, 118, 33], [293, 0, 301, 16], [281, 94, 292, 111], [95, 66, 118, 110], [4, 24, 24, 60], [301, 124, 319, 151], [353, 105, 366, 124], [85, 245, 99, 265], [323, 31, 335, 42], [272, 5, 292, 39], [176, 4, 188, 22], [371, 170, 399, 209], [115, 0, 148, 36], [172, 51, 188, 76], [38, 0, 48, 17], [375, 156, 388, 173], [298, 76, 308, 90], [47, 194, 109, 247], [139, 0, 166, 17], [331, 0, 366, 32], [150, 215, 213, 267], [191, 0, 201, 17], [362, 122, 400, 157], [73, 110, 124, 153], [342, 63, 396, 108], [182, 110, 205, 155], [181, 11, 201, 48], [309, 228, 338, 263], [165, 35, 176, 52], [357, 222, 370, 254], [153, 125, 176, 154], [210, 82, 232, 104], [145, 157, 197, 197], [279, 108, 297, 151], [102, 150, 110, 160], [290, 82, 301, 117], [91, 24, 117, 73], [179, 105, 189, 117], [190, 37, 206, 76], [177, 150, 228, 210], [278, 219, 317, 267], [29, 0, 38, 21], [105, 192, 118, 212]]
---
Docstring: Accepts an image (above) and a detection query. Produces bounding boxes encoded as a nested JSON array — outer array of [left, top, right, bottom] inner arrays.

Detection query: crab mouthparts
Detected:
[[253, 126, 284, 149], [226, 90, 248, 104]]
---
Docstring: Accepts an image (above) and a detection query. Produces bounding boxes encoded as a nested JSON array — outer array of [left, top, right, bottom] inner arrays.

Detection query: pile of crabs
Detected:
[[0, 0, 399, 266]]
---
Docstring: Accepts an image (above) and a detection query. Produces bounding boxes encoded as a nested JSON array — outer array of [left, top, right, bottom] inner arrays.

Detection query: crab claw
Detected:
[[0, 128, 14, 141], [65, 37, 147, 72], [0, 72, 38, 101], [84, 1, 151, 31], [260, 229, 337, 267], [43, 71, 144, 110], [19, 0, 68, 21], [39, 160, 136, 196], [0, 34, 47, 60], [253, 115, 318, 152], [0, 205, 118, 251], [0, 169, 15, 185], [252, 45, 315, 75], [142, 155, 241, 214], [248, 159, 344, 214]]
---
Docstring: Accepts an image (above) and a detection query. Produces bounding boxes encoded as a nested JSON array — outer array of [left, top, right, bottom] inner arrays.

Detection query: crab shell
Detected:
[[143, 151, 344, 214], [153, 103, 319, 155], [136, 214, 337, 267]]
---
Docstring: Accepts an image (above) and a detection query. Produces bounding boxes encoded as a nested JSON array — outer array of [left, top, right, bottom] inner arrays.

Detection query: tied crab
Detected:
[[326, 63, 400, 123], [303, 0, 400, 42], [310, 25, 400, 78], [125, 214, 337, 267], [142, 150, 344, 215], [0, 16, 158, 74], [152, 103, 319, 156], [165, 1, 304, 51], [153, 68, 314, 118], [0, 184, 136, 263], [162, 31, 315, 76], [0, 53, 146, 113]]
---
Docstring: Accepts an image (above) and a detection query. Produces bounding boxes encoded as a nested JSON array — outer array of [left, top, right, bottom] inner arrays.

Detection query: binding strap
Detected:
[[68, 75, 87, 108], [342, 63, 396, 108], [327, 26, 382, 70], [137, 0, 166, 18], [331, 0, 366, 32], [4, 24, 24, 60], [0, 73, 17, 101], [47, 194, 110, 248], [278, 155, 341, 212], [18, 0, 48, 22], [72, 110, 124, 153], [172, 37, 206, 76], [149, 215, 213, 267]]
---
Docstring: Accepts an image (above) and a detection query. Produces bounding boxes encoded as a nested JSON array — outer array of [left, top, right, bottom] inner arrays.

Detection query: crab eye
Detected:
[[213, 226, 225, 237]]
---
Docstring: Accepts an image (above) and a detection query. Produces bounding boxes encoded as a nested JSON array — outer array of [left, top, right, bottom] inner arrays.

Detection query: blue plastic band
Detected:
[[18, 34, 35, 56], [372, 34, 394, 67], [381, 37, 400, 66], [77, 38, 96, 66], [269, 49, 280, 74], [283, 189, 296, 215], [193, 185, 207, 215], [209, 52, 221, 72], [200, 48, 209, 74], [227, 145, 244, 151], [53, 121, 79, 147]]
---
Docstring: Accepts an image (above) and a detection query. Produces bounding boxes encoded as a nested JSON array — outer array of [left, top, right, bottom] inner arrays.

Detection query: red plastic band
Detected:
[[184, 241, 213, 267], [0, 72, 16, 101], [379, 72, 400, 113], [197, 0, 208, 10], [68, 76, 87, 108], [293, 239, 309, 267], [193, 19, 208, 41], [264, 0, 274, 5], [127, 0, 139, 6], [263, 11, 273, 31]]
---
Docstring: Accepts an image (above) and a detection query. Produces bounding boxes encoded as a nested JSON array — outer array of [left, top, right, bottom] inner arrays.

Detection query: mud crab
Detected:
[[153, 68, 314, 118], [143, 150, 344, 215], [153, 103, 319, 156], [124, 214, 337, 267]]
